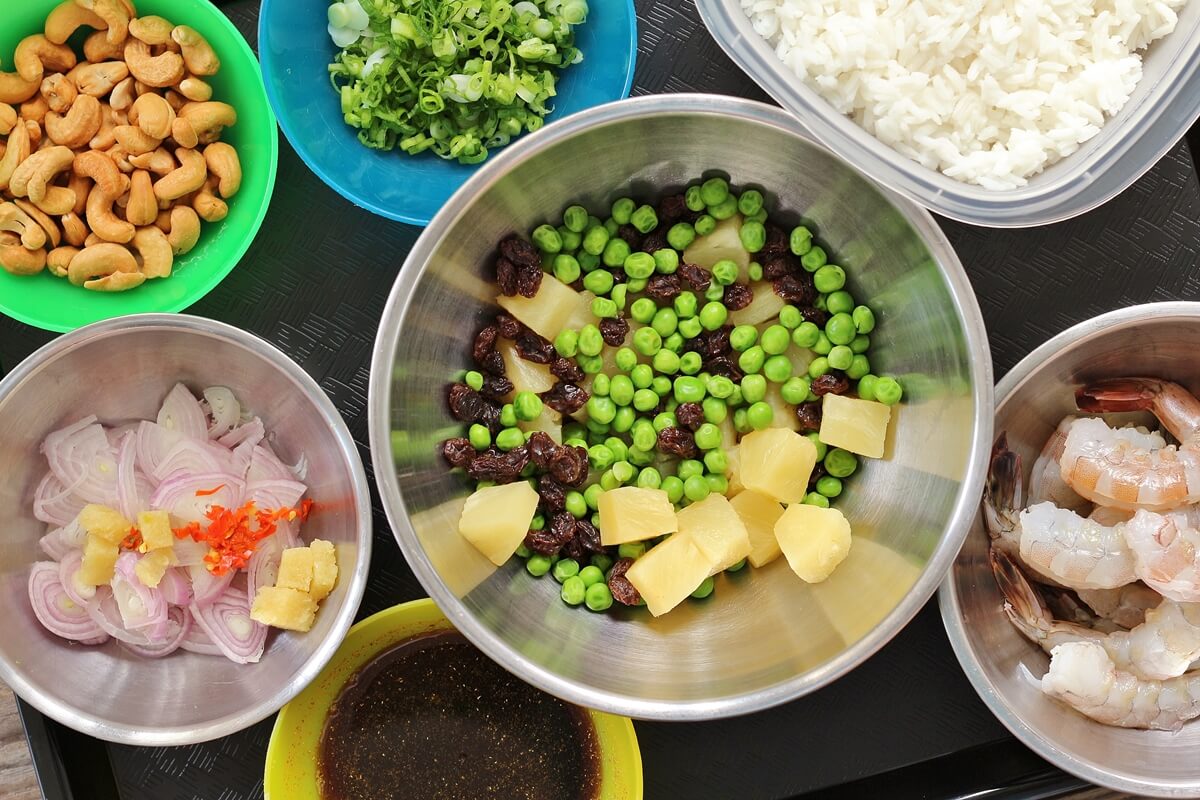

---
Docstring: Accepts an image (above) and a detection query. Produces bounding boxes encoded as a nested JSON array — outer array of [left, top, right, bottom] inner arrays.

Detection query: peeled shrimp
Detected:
[[1124, 510, 1200, 603], [1061, 378, 1199, 510], [1042, 641, 1200, 730], [1017, 502, 1137, 590], [994, 549, 1200, 680], [1076, 584, 1161, 630], [1029, 417, 1091, 513]]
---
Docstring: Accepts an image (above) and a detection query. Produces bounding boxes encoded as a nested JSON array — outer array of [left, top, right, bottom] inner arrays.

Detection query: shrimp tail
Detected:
[[1075, 378, 1160, 413], [985, 433, 1022, 541], [991, 548, 1051, 642]]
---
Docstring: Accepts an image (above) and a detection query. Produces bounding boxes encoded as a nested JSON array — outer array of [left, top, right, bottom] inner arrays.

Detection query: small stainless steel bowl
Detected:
[[370, 94, 993, 720], [940, 302, 1200, 797], [0, 314, 372, 745]]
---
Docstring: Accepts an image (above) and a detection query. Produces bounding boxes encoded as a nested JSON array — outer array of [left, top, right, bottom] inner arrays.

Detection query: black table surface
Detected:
[[6, 0, 1200, 798]]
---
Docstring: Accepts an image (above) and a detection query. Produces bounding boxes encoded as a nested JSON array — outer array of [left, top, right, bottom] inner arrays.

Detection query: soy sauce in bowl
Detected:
[[317, 630, 601, 800]]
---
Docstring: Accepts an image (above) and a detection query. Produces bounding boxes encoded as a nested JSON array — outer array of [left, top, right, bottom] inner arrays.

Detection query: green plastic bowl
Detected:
[[0, 0, 278, 333]]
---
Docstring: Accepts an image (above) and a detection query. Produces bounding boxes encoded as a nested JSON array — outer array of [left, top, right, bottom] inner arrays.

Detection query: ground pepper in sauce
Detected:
[[317, 631, 601, 800]]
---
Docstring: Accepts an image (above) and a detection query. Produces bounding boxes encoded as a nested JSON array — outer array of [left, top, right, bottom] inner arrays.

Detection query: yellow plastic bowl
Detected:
[[265, 599, 643, 799]]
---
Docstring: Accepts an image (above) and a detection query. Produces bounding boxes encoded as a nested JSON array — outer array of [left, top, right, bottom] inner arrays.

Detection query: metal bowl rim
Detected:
[[0, 313, 373, 746]]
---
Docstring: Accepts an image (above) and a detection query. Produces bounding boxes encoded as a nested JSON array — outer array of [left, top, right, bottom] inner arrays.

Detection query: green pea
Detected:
[[615, 347, 637, 373], [678, 316, 702, 339], [780, 376, 811, 405], [673, 291, 698, 319], [632, 388, 658, 413], [679, 351, 703, 375], [527, 554, 553, 576], [653, 248, 680, 275], [609, 374, 635, 406], [633, 326, 663, 356], [826, 291, 854, 315], [464, 370, 484, 391], [694, 422, 721, 450], [827, 345, 853, 371], [674, 375, 706, 404], [560, 228, 582, 253], [662, 475, 685, 504], [582, 225, 610, 256], [706, 473, 729, 494], [792, 321, 820, 349], [653, 348, 680, 375], [599, 469, 620, 491], [726, 557, 748, 573], [739, 221, 766, 253], [694, 214, 716, 237], [624, 251, 656, 279], [516, 543, 533, 558], [592, 297, 619, 319], [651, 377, 672, 397], [705, 282, 724, 303], [612, 284, 629, 311], [758, 324, 789, 355], [611, 197, 635, 225], [617, 541, 646, 560], [812, 332, 833, 355], [563, 204, 589, 233], [553, 557, 580, 583], [825, 448, 858, 478], [632, 421, 657, 452], [653, 412, 677, 432], [737, 189, 764, 217], [699, 177, 729, 206], [553, 329, 579, 358], [578, 251, 601, 272], [513, 391, 543, 421], [699, 301, 728, 331], [803, 492, 830, 508], [685, 184, 705, 212], [578, 353, 604, 374], [801, 245, 827, 272], [790, 226, 813, 255], [592, 373, 611, 397], [627, 463, 659, 489], [500, 404, 517, 427], [874, 376, 903, 406], [630, 363, 654, 389], [582, 269, 613, 297], [747, 261, 764, 281], [850, 334, 870, 354], [740, 373, 767, 404], [711, 259, 739, 286], [584, 483, 603, 510], [667, 223, 696, 251], [707, 375, 735, 399], [706, 448, 730, 475], [858, 374, 878, 402], [630, 204, 658, 234], [826, 312, 856, 346], [588, 443, 615, 471], [468, 423, 491, 450], [591, 554, 615, 575], [587, 395, 617, 425], [476, 481, 497, 490], [603, 218, 619, 236], [560, 490, 585, 519], [852, 305, 876, 334], [702, 396, 727, 424], [585, 582, 614, 611], [846, 354, 871, 380], [815, 294, 827, 312], [560, 575, 586, 605], [683, 474, 711, 502], [732, 407, 750, 434], [813, 264, 846, 293], [586, 419, 611, 436], [551, 253, 580, 284], [578, 565, 605, 587], [777, 305, 801, 330], [602, 238, 631, 268], [805, 432, 828, 461], [708, 195, 738, 220], [808, 357, 830, 379], [746, 401, 773, 430], [627, 443, 653, 466], [627, 277, 648, 293], [730, 325, 758, 352], [738, 345, 766, 374], [612, 460, 635, 484], [651, 307, 678, 337], [691, 576, 715, 599], [816, 475, 843, 498], [677, 459, 705, 480], [532, 224, 562, 253], [763, 355, 793, 383], [662, 335, 683, 357]]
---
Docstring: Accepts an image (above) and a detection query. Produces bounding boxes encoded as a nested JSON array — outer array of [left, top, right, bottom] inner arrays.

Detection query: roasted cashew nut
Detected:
[[153, 147, 206, 201], [129, 92, 174, 139], [89, 103, 117, 150], [129, 146, 174, 175], [0, 70, 40, 106], [128, 16, 174, 46], [123, 38, 184, 89], [170, 116, 198, 149], [44, 1, 108, 45], [178, 101, 235, 145], [73, 61, 129, 96], [113, 124, 161, 155], [0, 202, 48, 250], [202, 142, 240, 198], [76, 0, 130, 46], [0, 121, 31, 191], [41, 72, 77, 113], [0, 103, 16, 135], [85, 184, 134, 243], [14, 198, 63, 248], [14, 35, 76, 83], [34, 186, 77, 216], [109, 76, 135, 110], [9, 144, 74, 202], [178, 76, 212, 103], [67, 241, 136, 285], [171, 26, 220, 77], [45, 94, 102, 148], [47, 245, 78, 277], [73, 148, 126, 196], [124, 169, 157, 226], [61, 211, 87, 246], [0, 232, 46, 275], [20, 94, 49, 124], [130, 224, 172, 278], [163, 205, 200, 255], [193, 177, 227, 222], [82, 30, 124, 63]]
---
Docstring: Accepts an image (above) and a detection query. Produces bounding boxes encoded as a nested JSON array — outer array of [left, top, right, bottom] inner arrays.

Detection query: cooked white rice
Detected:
[[741, 0, 1186, 189]]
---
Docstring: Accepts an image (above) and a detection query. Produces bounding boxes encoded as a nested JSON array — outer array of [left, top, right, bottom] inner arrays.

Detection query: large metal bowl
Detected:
[[370, 94, 993, 720], [0, 315, 372, 745], [940, 302, 1200, 797]]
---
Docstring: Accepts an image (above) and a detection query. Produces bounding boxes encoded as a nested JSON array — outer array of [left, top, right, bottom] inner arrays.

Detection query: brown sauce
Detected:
[[317, 630, 601, 800]]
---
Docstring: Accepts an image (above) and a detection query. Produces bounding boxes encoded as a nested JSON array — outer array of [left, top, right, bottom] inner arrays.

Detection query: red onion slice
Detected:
[[246, 444, 294, 483], [86, 588, 151, 645], [150, 472, 245, 524], [41, 416, 119, 505], [245, 479, 307, 509], [33, 471, 87, 527], [39, 518, 86, 561], [190, 586, 266, 664], [180, 610, 223, 656], [114, 432, 145, 522], [58, 551, 96, 606], [173, 537, 208, 567], [136, 420, 181, 479], [158, 567, 193, 606], [29, 562, 107, 642], [111, 552, 168, 638], [247, 535, 284, 604], [275, 519, 302, 549], [157, 383, 208, 440], [202, 386, 241, 439], [153, 438, 233, 483], [120, 606, 189, 659], [218, 417, 264, 449], [190, 563, 235, 607]]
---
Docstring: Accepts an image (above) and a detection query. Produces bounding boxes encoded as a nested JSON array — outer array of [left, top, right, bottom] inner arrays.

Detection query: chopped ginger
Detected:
[[136, 510, 173, 551], [250, 586, 318, 632], [80, 535, 119, 586], [79, 504, 132, 545], [134, 550, 172, 587], [277, 547, 315, 593], [309, 539, 338, 601]]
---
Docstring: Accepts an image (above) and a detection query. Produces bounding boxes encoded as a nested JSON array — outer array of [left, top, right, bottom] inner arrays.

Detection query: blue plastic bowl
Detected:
[[258, 0, 637, 226]]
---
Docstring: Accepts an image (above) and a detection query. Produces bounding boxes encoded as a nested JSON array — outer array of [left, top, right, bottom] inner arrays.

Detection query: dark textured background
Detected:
[[6, 0, 1200, 797]]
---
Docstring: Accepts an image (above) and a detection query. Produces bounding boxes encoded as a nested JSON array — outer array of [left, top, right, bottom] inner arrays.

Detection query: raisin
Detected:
[[608, 558, 642, 606], [808, 462, 827, 489], [551, 511, 578, 545], [516, 330, 555, 364], [499, 235, 541, 270], [466, 446, 529, 482], [550, 356, 584, 383], [761, 224, 789, 256], [548, 445, 589, 487], [658, 193, 688, 221], [687, 327, 730, 360], [448, 384, 500, 428], [645, 273, 682, 302], [641, 228, 669, 253], [562, 535, 587, 560], [527, 431, 558, 469], [773, 273, 816, 305], [798, 306, 828, 327], [575, 518, 603, 553], [542, 382, 589, 414], [795, 402, 822, 433], [679, 262, 711, 292], [812, 372, 851, 396], [515, 265, 543, 299], [657, 426, 699, 458], [723, 282, 753, 311], [599, 317, 629, 347], [495, 257, 518, 296], [525, 528, 565, 556], [473, 325, 499, 363], [495, 313, 522, 340], [441, 438, 475, 468], [762, 254, 793, 281], [706, 356, 743, 380], [480, 350, 505, 377], [616, 224, 643, 250], [537, 474, 567, 511], [676, 402, 705, 431], [479, 374, 514, 402]]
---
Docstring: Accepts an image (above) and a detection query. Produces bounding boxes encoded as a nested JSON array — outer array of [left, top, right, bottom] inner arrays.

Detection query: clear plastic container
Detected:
[[696, 0, 1200, 227]]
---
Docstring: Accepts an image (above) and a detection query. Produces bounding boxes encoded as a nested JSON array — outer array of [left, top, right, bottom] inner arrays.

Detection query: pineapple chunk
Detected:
[[683, 214, 749, 276], [499, 338, 556, 395], [250, 586, 318, 632], [78, 504, 132, 545], [136, 510, 173, 551], [80, 536, 119, 586], [726, 446, 744, 495], [519, 407, 563, 443], [497, 273, 590, 341], [676, 494, 750, 573], [309, 539, 339, 601], [819, 393, 892, 459], [730, 490, 786, 567], [598, 487, 678, 546], [729, 281, 786, 327], [775, 504, 852, 583], [134, 550, 172, 587], [562, 290, 598, 333], [765, 384, 801, 432], [739, 428, 818, 503], [625, 532, 718, 617], [458, 481, 540, 565], [277, 546, 315, 593]]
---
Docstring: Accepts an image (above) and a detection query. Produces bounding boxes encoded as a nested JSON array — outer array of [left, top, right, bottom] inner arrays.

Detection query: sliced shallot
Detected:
[[28, 562, 107, 642]]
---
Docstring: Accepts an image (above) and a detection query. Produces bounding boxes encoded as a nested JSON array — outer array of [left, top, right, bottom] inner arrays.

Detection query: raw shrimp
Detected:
[[1076, 584, 1161, 630], [983, 433, 1025, 565], [1018, 502, 1137, 590], [1029, 417, 1091, 513], [1061, 378, 1198, 510], [1042, 641, 1200, 730], [1124, 510, 1200, 603], [994, 549, 1200, 680]]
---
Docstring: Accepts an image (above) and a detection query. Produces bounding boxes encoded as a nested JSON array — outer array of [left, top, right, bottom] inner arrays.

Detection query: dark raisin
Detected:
[[542, 382, 589, 414], [575, 518, 603, 553], [466, 446, 529, 482], [773, 273, 816, 305], [608, 558, 642, 606], [480, 350, 505, 376], [537, 474, 567, 511], [706, 356, 743, 380], [676, 402, 705, 431], [798, 306, 828, 326], [687, 327, 730, 360], [641, 228, 669, 253], [762, 254, 794, 281], [479, 374, 514, 401], [678, 262, 711, 292], [657, 426, 699, 458], [527, 431, 558, 469], [561, 535, 587, 560], [812, 372, 851, 396], [808, 462, 827, 489], [516, 330, 554, 364], [548, 445, 589, 487], [550, 356, 584, 383], [760, 224, 789, 256], [495, 257, 518, 296], [599, 317, 629, 347], [447, 384, 499, 428], [723, 282, 753, 311], [472, 325, 499, 363], [515, 263, 543, 299], [499, 235, 541, 270], [441, 438, 475, 468], [645, 273, 682, 302], [658, 193, 688, 221], [525, 528, 564, 556], [616, 224, 643, 250], [495, 313, 522, 340], [551, 511, 578, 545], [795, 402, 822, 433]]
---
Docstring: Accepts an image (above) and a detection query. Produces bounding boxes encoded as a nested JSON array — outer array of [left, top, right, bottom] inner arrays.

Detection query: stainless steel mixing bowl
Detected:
[[0, 314, 372, 745], [940, 302, 1200, 797], [370, 94, 993, 720]]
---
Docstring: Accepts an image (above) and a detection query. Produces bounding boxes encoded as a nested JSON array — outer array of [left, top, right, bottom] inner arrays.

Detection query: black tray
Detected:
[[7, 0, 1200, 797]]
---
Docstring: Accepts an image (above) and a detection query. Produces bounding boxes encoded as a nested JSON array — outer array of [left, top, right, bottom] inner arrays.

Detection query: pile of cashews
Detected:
[[0, 0, 242, 291]]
